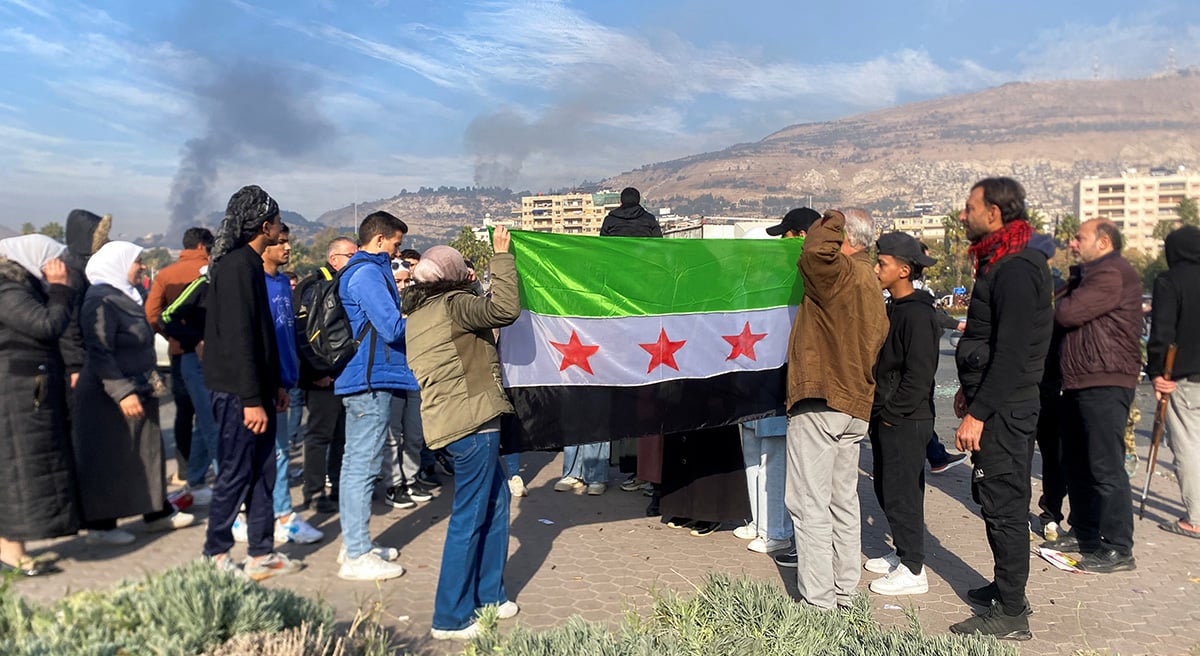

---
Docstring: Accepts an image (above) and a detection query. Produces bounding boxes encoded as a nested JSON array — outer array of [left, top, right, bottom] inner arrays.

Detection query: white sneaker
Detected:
[[868, 563, 928, 596], [496, 600, 520, 620], [189, 486, 213, 506], [864, 550, 901, 574], [338, 551, 406, 581], [231, 513, 249, 543], [747, 537, 792, 554], [337, 542, 401, 565], [275, 513, 323, 544], [586, 482, 607, 495], [553, 476, 584, 492], [431, 622, 481, 641], [144, 511, 196, 532], [508, 475, 527, 497], [732, 523, 758, 540], [1043, 521, 1060, 542], [86, 528, 136, 545]]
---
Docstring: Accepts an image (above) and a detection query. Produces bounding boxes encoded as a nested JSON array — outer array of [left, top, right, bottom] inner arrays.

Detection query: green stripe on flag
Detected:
[[508, 230, 805, 317]]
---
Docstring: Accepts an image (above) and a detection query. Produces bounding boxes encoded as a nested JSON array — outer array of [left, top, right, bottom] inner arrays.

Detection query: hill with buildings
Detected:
[[602, 73, 1200, 217]]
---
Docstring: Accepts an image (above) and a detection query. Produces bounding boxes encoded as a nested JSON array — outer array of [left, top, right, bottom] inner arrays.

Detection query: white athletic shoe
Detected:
[[431, 622, 481, 641], [869, 563, 929, 596], [732, 523, 758, 540], [864, 550, 901, 574], [747, 537, 792, 554], [337, 551, 405, 581], [274, 513, 323, 544]]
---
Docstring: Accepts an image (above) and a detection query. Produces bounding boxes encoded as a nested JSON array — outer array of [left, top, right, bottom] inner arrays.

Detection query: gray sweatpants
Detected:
[[1166, 380, 1200, 524], [785, 399, 868, 610]]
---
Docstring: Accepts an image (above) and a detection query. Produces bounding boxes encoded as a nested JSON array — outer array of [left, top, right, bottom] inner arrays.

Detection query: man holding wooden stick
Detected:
[[1147, 225, 1200, 539]]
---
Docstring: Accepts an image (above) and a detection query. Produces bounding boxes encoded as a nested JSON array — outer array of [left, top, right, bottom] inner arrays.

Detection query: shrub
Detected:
[[469, 573, 1019, 656], [0, 561, 333, 656]]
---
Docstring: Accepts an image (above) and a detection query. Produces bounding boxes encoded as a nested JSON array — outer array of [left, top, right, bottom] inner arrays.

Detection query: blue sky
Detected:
[[1, 0, 1197, 237]]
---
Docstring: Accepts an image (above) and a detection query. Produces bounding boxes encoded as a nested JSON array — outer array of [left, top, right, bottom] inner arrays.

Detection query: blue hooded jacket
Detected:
[[333, 250, 419, 395]]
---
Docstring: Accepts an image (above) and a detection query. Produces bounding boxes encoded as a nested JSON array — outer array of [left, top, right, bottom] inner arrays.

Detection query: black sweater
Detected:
[[956, 247, 1053, 421], [1148, 225, 1200, 380], [599, 205, 664, 238], [203, 245, 279, 408], [873, 290, 941, 424]]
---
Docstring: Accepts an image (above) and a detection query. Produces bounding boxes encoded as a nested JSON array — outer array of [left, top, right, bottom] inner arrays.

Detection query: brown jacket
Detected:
[[144, 249, 208, 355], [1055, 251, 1143, 390], [786, 210, 889, 421]]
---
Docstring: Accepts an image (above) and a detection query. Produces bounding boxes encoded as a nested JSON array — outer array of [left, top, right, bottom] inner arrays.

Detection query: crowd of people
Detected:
[[1, 178, 1197, 643]]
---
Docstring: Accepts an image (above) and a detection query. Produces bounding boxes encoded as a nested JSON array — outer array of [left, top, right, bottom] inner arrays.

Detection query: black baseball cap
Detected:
[[876, 232, 936, 267], [765, 207, 821, 236]]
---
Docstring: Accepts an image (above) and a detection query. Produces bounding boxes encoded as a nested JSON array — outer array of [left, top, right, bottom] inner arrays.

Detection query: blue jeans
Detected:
[[741, 423, 790, 541], [181, 353, 219, 488], [286, 388, 304, 447], [433, 430, 510, 631], [273, 387, 297, 517], [340, 391, 392, 558], [562, 442, 610, 483], [926, 432, 950, 467], [503, 453, 520, 478]]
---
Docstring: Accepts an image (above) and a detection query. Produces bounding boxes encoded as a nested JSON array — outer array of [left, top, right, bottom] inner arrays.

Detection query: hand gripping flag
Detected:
[[499, 230, 803, 452]]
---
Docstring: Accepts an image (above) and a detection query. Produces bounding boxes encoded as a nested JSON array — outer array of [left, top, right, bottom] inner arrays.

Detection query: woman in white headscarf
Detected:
[[0, 234, 79, 576], [73, 241, 195, 545]]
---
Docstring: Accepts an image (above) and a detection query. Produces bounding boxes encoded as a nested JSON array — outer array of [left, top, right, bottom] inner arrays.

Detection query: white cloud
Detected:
[[1, 0, 55, 21], [0, 26, 68, 58]]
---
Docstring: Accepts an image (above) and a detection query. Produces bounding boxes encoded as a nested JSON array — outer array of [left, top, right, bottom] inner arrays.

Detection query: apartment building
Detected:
[[512, 191, 622, 234], [1076, 169, 1200, 253], [889, 211, 948, 243]]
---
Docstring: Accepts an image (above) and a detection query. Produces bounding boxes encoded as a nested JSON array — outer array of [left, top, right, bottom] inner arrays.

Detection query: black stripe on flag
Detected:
[[500, 367, 787, 453]]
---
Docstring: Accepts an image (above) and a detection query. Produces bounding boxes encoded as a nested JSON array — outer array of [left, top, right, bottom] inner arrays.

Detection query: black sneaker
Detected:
[[930, 452, 969, 474], [315, 495, 339, 514], [435, 451, 455, 477], [416, 466, 442, 489], [1078, 549, 1136, 574], [967, 583, 1033, 615], [408, 484, 434, 502], [1039, 530, 1079, 552], [773, 549, 798, 568], [950, 600, 1033, 641], [385, 486, 416, 509]]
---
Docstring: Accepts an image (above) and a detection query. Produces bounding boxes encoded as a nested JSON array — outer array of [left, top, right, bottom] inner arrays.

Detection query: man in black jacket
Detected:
[[950, 178, 1052, 641], [864, 232, 940, 597], [294, 236, 357, 513], [599, 187, 663, 237], [202, 185, 301, 581], [1148, 225, 1200, 540]]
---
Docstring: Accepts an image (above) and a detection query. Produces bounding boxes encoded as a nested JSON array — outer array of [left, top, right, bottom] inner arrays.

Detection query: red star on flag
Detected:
[[640, 328, 687, 373], [549, 330, 600, 375], [722, 321, 768, 361]]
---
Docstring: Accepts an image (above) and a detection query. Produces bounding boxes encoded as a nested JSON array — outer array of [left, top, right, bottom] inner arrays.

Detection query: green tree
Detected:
[[20, 222, 36, 235], [925, 212, 973, 302], [289, 226, 356, 279], [1153, 197, 1200, 240], [1054, 213, 1079, 247], [39, 221, 64, 241], [1027, 208, 1046, 234], [141, 247, 173, 274], [448, 226, 494, 272]]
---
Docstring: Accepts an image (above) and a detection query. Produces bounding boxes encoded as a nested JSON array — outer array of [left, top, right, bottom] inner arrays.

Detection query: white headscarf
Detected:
[[0, 234, 67, 283], [85, 240, 144, 305]]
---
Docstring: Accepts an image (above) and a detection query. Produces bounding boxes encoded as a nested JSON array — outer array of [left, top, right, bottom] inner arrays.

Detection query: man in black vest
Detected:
[[950, 177, 1052, 641]]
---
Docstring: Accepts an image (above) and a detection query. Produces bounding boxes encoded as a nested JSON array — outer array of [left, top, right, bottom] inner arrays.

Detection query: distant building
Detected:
[[512, 191, 622, 234], [1076, 169, 1200, 253], [888, 210, 948, 243]]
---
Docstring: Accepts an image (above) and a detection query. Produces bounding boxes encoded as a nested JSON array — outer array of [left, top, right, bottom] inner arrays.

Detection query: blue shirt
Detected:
[[264, 270, 299, 389]]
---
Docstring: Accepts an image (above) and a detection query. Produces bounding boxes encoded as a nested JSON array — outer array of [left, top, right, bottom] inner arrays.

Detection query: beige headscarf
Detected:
[[412, 245, 469, 283]]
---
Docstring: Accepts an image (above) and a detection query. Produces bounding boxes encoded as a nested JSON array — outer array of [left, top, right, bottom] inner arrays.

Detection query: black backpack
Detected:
[[295, 260, 374, 376]]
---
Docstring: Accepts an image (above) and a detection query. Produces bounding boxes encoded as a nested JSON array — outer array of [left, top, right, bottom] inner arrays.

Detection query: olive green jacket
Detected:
[[402, 253, 521, 449]]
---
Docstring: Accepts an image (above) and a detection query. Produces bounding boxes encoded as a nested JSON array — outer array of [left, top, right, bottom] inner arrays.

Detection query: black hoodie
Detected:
[[599, 204, 663, 238], [873, 289, 942, 425], [60, 209, 111, 375], [1147, 225, 1200, 380]]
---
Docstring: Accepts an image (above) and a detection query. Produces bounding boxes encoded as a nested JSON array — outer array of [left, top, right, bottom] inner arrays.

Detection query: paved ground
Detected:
[[16, 346, 1200, 655]]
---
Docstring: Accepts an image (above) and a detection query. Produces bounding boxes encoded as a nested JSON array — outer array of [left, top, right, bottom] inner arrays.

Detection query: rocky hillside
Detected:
[[603, 73, 1200, 216], [315, 187, 523, 250]]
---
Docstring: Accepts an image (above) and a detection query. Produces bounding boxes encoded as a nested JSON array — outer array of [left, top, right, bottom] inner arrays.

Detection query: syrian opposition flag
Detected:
[[498, 230, 803, 452]]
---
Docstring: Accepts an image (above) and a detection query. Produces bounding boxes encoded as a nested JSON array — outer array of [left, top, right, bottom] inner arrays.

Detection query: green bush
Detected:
[[0, 561, 333, 656], [469, 574, 1019, 656]]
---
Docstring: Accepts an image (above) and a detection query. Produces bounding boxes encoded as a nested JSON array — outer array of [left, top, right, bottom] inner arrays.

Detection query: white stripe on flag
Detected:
[[500, 307, 796, 388]]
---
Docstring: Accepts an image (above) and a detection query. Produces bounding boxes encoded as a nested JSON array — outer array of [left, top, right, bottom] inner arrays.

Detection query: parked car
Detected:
[[155, 334, 171, 371]]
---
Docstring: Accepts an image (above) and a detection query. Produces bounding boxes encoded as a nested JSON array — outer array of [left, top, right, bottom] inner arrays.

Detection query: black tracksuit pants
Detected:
[[971, 405, 1038, 615], [1062, 386, 1136, 556], [203, 392, 277, 558], [870, 416, 931, 573]]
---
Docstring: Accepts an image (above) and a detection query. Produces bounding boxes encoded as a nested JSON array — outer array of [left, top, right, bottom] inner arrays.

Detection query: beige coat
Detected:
[[786, 210, 889, 421], [403, 253, 521, 449]]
